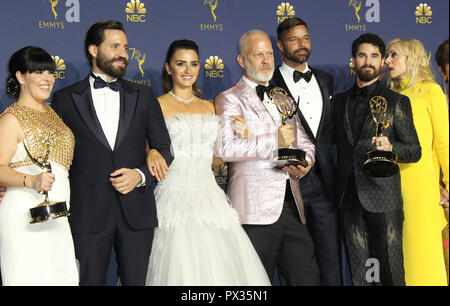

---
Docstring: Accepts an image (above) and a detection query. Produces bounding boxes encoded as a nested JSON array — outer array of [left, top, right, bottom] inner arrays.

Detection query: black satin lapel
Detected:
[[71, 87, 111, 150], [272, 68, 315, 141], [114, 83, 138, 150]]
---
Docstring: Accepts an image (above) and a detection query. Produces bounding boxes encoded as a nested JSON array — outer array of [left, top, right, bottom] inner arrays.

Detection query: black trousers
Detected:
[[340, 177, 405, 286], [72, 193, 154, 286], [243, 193, 320, 286], [301, 170, 342, 286]]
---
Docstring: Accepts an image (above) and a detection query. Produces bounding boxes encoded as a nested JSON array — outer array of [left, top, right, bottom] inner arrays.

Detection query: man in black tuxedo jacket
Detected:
[[333, 33, 421, 286], [271, 17, 341, 285], [51, 20, 173, 285]]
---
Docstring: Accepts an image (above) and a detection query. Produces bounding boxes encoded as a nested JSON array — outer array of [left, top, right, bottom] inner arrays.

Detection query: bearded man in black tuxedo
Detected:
[[51, 20, 173, 285], [271, 17, 341, 286]]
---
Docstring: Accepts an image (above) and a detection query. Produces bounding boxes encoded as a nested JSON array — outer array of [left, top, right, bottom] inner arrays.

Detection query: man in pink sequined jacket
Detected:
[[215, 29, 320, 285]]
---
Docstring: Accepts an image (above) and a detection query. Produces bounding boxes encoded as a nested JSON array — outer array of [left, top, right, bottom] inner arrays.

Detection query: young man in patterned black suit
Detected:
[[333, 33, 421, 286]]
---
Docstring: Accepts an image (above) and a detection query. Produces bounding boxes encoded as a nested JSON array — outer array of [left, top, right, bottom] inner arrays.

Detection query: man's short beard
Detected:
[[356, 65, 381, 82], [244, 58, 274, 83], [96, 51, 128, 79], [283, 46, 311, 65]]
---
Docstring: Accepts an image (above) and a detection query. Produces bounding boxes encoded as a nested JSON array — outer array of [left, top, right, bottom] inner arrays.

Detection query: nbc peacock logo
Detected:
[[349, 58, 356, 76], [205, 56, 224, 78], [52, 56, 66, 79], [276, 2, 295, 23], [126, 0, 147, 23], [213, 164, 228, 186], [415, 3, 432, 24]]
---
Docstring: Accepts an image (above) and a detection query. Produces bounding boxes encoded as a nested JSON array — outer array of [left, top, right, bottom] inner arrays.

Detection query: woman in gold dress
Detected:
[[0, 46, 78, 285], [385, 38, 449, 285]]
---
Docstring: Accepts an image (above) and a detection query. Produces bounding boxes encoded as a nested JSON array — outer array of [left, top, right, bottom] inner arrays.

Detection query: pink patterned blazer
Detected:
[[214, 77, 315, 225]]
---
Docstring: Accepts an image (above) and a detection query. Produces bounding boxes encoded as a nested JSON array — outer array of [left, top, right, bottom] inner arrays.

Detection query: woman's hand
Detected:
[[29, 172, 55, 193], [230, 115, 249, 138], [146, 149, 168, 182]]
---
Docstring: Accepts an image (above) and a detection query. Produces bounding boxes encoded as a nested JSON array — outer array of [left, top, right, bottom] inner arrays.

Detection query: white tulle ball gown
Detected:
[[146, 113, 270, 286]]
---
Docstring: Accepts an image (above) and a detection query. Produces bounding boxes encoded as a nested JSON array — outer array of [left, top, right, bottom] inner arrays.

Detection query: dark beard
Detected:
[[283, 46, 311, 65], [356, 65, 380, 82], [96, 52, 128, 79]]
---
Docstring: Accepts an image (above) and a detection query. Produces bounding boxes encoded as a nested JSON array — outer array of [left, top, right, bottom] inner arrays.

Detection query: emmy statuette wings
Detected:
[[362, 96, 399, 177], [269, 87, 308, 169], [24, 141, 70, 224]]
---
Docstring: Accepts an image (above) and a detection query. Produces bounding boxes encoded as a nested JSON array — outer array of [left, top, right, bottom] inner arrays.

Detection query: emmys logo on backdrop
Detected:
[[52, 56, 66, 79], [345, 0, 380, 31], [201, 0, 223, 31], [126, 47, 151, 87], [415, 3, 432, 24], [205, 56, 224, 78], [38, 0, 80, 30], [276, 2, 296, 23], [125, 0, 147, 23]]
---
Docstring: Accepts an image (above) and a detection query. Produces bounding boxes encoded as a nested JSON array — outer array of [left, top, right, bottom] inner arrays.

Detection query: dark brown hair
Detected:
[[277, 17, 308, 41], [435, 39, 449, 72], [162, 39, 204, 98], [6, 46, 56, 98], [84, 20, 125, 67]]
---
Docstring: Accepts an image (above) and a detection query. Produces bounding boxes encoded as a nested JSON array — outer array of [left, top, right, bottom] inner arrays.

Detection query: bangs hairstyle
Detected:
[[387, 38, 435, 91], [6, 46, 56, 98], [10, 46, 56, 75], [162, 39, 204, 99]]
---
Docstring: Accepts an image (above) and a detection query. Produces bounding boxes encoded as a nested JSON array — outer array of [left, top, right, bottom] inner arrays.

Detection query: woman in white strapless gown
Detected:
[[0, 47, 78, 286], [145, 40, 270, 286]]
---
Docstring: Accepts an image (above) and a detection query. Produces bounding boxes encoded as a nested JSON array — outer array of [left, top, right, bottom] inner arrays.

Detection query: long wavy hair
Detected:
[[162, 39, 204, 99], [387, 38, 435, 91]]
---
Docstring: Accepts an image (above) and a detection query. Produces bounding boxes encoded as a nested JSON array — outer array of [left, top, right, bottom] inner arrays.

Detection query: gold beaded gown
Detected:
[[0, 103, 79, 285]]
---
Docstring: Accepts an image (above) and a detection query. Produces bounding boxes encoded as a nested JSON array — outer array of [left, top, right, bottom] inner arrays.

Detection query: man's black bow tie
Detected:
[[293, 70, 313, 83], [91, 73, 121, 92], [255, 84, 274, 102]]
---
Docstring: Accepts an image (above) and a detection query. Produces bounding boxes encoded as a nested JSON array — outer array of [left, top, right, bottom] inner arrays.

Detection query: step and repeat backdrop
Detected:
[[0, 0, 448, 284], [1, 0, 448, 187]]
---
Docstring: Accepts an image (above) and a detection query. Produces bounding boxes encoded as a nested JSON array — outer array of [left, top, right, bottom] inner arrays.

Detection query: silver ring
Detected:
[[151, 165, 157, 170]]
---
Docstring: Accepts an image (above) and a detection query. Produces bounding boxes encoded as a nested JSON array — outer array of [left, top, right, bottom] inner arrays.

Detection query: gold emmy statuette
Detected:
[[24, 142, 70, 224], [269, 87, 307, 169], [362, 96, 399, 177]]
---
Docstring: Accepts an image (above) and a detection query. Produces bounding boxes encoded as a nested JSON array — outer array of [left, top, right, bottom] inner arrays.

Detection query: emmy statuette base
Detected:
[[272, 148, 308, 170], [363, 150, 399, 178], [29, 201, 70, 224]]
